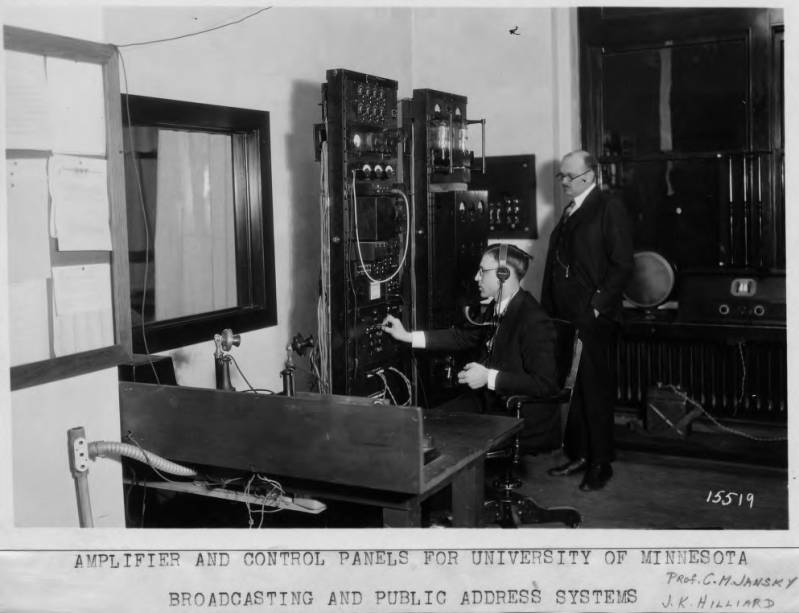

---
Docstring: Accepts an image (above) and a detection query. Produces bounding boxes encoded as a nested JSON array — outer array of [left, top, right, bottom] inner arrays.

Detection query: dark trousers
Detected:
[[564, 317, 617, 464]]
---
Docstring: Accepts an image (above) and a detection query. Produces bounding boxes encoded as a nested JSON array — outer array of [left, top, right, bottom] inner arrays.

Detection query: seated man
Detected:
[[381, 243, 558, 418]]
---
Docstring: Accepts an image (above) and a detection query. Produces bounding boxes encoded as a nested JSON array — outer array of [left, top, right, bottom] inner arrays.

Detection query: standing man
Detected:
[[542, 150, 633, 491], [382, 243, 558, 415]]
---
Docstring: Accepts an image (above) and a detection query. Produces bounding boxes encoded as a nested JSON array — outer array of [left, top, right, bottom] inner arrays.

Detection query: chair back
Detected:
[[551, 318, 582, 392]]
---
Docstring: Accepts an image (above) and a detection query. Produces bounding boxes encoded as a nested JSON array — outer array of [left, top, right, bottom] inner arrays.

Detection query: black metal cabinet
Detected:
[[579, 9, 787, 427], [579, 8, 785, 270]]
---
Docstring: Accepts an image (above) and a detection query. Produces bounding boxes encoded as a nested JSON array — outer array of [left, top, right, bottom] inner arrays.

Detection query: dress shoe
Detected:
[[547, 457, 587, 477], [579, 463, 613, 491]]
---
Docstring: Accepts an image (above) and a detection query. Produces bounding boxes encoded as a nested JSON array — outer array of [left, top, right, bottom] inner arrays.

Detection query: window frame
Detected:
[[121, 94, 277, 352]]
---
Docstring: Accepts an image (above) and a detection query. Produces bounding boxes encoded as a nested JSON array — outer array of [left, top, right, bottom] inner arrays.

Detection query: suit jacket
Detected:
[[423, 289, 558, 412], [542, 187, 633, 325]]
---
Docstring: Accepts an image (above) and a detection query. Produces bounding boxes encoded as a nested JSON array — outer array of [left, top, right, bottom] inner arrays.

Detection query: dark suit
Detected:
[[542, 186, 633, 464], [424, 289, 558, 414]]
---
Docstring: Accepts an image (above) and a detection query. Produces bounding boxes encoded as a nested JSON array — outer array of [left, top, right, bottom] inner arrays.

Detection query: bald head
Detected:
[[562, 150, 597, 171]]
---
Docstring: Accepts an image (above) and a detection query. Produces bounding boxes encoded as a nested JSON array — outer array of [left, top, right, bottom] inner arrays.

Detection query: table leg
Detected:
[[451, 459, 485, 527], [382, 505, 422, 527]]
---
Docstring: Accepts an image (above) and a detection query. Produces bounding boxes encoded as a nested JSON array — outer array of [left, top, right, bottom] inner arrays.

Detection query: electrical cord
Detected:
[[121, 434, 197, 481], [350, 171, 410, 284], [118, 50, 160, 385], [243, 473, 286, 528], [308, 345, 323, 392], [124, 464, 139, 527], [317, 139, 332, 394], [417, 368, 430, 409], [661, 384, 786, 442], [386, 366, 413, 406], [140, 478, 147, 528], [115, 7, 272, 48], [115, 436, 292, 527], [373, 369, 397, 405], [463, 302, 496, 327], [737, 341, 747, 405], [112, 7, 276, 383], [228, 353, 257, 392]]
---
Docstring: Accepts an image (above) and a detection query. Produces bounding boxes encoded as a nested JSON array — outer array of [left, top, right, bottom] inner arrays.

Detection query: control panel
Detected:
[[319, 71, 494, 406], [678, 271, 786, 325], [470, 154, 537, 238], [321, 69, 412, 397]]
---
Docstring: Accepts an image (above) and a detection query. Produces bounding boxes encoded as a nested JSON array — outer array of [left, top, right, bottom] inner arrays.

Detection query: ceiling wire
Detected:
[[115, 6, 272, 49]]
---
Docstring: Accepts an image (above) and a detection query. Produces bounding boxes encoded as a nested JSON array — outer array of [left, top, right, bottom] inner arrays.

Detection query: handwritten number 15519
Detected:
[[706, 490, 754, 508]]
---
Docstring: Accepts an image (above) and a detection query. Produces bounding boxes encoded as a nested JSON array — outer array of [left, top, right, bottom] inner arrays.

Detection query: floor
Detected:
[[502, 448, 788, 530], [126, 410, 788, 530], [130, 446, 788, 530]]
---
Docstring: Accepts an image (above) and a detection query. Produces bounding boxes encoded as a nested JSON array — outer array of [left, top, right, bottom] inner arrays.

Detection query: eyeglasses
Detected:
[[555, 168, 592, 182], [477, 267, 498, 277]]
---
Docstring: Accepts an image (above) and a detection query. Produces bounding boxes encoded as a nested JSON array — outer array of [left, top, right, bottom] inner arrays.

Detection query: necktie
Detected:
[[555, 203, 574, 278], [563, 200, 576, 221]]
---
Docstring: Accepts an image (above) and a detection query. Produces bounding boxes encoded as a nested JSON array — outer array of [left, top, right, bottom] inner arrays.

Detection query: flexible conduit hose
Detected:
[[89, 441, 197, 477]]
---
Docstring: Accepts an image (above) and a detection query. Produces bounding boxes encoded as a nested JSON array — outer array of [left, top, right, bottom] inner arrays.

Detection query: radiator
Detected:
[[614, 337, 787, 421]]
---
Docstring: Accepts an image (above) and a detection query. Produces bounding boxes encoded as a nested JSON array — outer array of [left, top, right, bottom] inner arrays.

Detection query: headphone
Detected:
[[495, 244, 510, 283]]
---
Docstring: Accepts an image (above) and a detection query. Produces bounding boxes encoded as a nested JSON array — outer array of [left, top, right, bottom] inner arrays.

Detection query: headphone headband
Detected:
[[496, 244, 510, 283]]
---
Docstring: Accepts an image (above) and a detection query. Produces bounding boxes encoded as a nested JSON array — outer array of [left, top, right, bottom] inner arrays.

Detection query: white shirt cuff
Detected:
[[487, 369, 499, 390], [410, 331, 426, 348]]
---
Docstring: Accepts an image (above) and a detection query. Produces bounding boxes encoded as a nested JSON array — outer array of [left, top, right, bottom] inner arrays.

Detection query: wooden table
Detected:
[[119, 383, 522, 528], [286, 410, 524, 527]]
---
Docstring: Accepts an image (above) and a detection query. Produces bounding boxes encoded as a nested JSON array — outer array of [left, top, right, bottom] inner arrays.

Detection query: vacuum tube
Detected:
[[428, 104, 451, 172], [453, 108, 470, 170]]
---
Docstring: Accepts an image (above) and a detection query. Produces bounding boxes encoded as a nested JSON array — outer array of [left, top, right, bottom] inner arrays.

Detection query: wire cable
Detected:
[[228, 354, 257, 392], [243, 473, 286, 528], [350, 171, 410, 284], [463, 303, 496, 327], [386, 366, 413, 406], [90, 440, 197, 477], [120, 432, 197, 482], [737, 341, 747, 405], [662, 384, 786, 442], [117, 49, 160, 384], [115, 7, 273, 48], [317, 140, 332, 393], [112, 6, 276, 381], [374, 370, 397, 405]]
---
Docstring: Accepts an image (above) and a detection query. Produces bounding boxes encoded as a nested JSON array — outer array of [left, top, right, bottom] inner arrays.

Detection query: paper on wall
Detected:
[[6, 158, 52, 282], [51, 263, 114, 356], [8, 279, 52, 366], [49, 154, 112, 251], [5, 51, 52, 151], [46, 56, 106, 156], [51, 263, 112, 315]]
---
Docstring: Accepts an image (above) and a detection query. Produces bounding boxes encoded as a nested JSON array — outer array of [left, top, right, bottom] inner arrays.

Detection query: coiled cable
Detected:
[[89, 441, 197, 477]]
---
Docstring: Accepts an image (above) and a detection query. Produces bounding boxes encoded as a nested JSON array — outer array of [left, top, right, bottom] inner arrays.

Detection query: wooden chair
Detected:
[[483, 318, 583, 528]]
